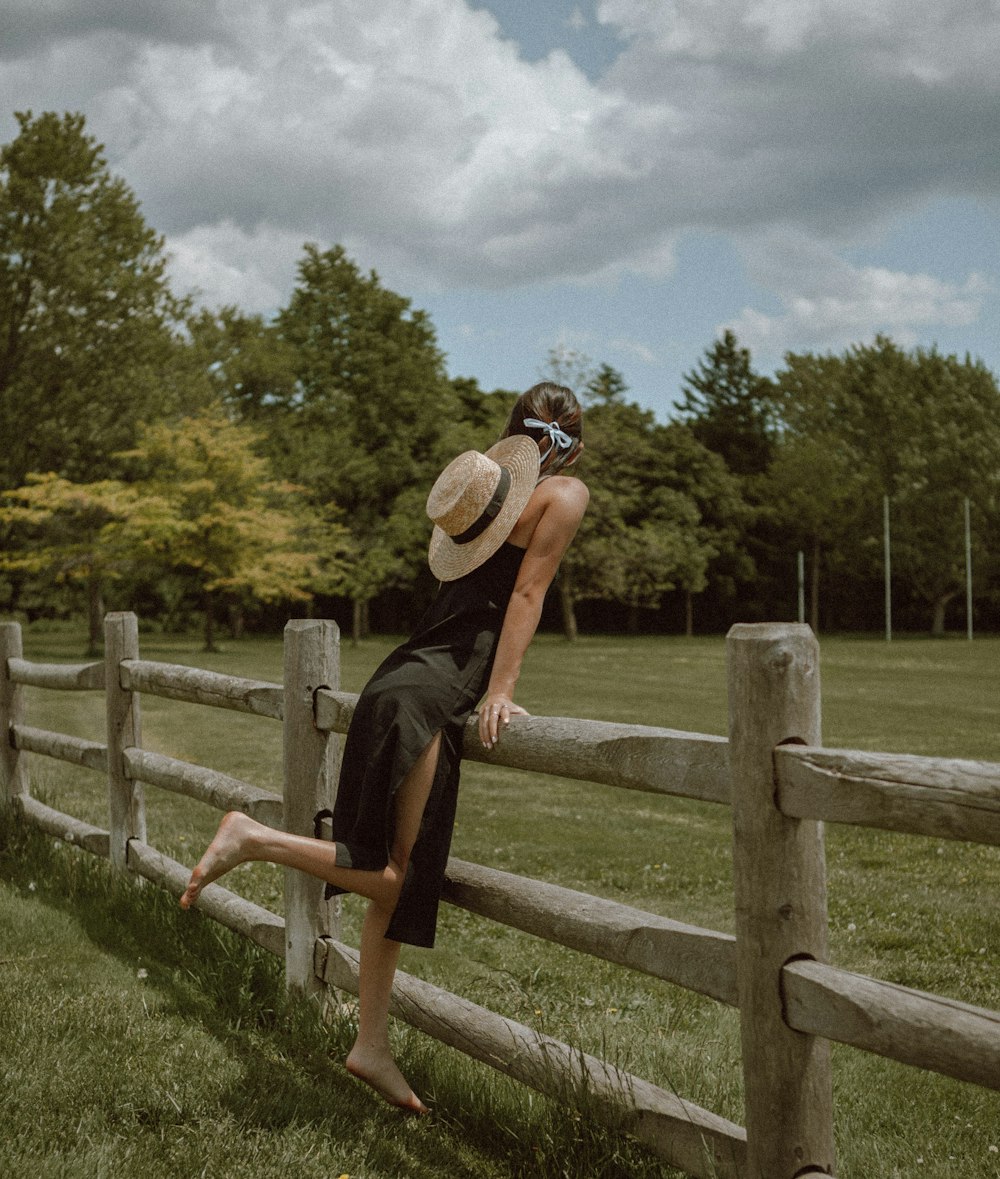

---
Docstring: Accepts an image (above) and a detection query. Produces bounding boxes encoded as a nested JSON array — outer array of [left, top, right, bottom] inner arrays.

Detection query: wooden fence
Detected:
[[2, 614, 999, 1178]]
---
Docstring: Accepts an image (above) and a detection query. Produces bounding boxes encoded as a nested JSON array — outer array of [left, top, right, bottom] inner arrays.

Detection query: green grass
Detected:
[[2, 625, 1000, 1177]]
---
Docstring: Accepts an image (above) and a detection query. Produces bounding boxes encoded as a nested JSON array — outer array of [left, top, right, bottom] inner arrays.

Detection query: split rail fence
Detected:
[[2, 614, 999, 1178]]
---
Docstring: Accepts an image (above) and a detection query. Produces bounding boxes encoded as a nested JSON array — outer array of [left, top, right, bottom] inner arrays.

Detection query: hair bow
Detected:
[[523, 417, 574, 464]]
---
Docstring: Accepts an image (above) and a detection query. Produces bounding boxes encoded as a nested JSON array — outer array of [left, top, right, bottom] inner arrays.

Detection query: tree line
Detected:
[[2, 111, 999, 650]]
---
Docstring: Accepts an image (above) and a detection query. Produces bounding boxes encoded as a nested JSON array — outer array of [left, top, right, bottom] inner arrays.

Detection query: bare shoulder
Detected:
[[510, 475, 588, 550], [539, 475, 589, 516]]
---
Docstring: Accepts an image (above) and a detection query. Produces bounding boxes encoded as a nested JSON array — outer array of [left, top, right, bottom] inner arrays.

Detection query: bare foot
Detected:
[[346, 1044, 429, 1115], [180, 811, 257, 910]]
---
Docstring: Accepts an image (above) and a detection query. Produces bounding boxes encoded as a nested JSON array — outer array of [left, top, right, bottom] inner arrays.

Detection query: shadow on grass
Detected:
[[0, 807, 682, 1179]]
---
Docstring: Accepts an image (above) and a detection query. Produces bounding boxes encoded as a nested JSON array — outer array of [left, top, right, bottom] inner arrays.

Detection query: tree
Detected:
[[539, 343, 594, 394], [678, 330, 775, 477], [449, 376, 518, 445], [656, 422, 754, 634], [882, 348, 1000, 635], [585, 362, 628, 406], [187, 305, 299, 427], [276, 244, 458, 640], [0, 111, 204, 490], [759, 433, 863, 632], [116, 407, 332, 650], [0, 474, 138, 653], [772, 338, 1000, 634], [561, 395, 720, 634]]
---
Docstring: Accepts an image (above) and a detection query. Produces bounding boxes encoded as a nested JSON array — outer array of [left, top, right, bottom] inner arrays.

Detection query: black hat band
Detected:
[[450, 467, 512, 545]]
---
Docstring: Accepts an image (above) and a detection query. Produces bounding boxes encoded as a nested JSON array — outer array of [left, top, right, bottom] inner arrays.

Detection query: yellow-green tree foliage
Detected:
[[2, 407, 349, 650], [0, 474, 139, 653], [118, 407, 347, 648]]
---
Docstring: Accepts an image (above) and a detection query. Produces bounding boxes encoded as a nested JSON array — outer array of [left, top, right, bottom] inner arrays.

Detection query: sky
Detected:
[[2, 0, 999, 420]]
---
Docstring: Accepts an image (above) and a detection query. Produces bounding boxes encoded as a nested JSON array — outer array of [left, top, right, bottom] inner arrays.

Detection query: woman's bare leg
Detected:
[[179, 813, 405, 910], [345, 732, 441, 1114], [179, 731, 443, 1114]]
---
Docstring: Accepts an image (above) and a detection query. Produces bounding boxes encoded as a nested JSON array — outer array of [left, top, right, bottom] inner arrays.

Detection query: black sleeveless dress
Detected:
[[322, 541, 526, 948]]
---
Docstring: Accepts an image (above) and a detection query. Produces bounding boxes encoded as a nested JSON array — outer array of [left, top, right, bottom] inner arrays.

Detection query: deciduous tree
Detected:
[[0, 474, 138, 653], [117, 407, 333, 650], [0, 111, 204, 489], [771, 338, 1000, 634], [276, 245, 457, 639]]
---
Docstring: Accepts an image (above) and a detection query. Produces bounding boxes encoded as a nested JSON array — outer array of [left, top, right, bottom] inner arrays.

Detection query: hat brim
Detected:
[[428, 435, 540, 581]]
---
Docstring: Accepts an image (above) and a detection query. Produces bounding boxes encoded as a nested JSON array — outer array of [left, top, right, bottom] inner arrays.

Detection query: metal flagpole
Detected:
[[883, 494, 892, 643], [797, 550, 805, 624], [965, 497, 973, 641]]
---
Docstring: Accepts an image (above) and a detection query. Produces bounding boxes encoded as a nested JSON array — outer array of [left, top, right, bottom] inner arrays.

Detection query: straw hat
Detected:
[[426, 436, 539, 581]]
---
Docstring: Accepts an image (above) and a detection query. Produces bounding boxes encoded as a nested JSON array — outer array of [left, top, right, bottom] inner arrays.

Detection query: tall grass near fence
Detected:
[[2, 628, 1000, 1177]]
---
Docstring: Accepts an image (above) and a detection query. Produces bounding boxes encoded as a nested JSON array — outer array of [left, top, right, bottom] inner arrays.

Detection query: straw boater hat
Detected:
[[426, 436, 540, 581]]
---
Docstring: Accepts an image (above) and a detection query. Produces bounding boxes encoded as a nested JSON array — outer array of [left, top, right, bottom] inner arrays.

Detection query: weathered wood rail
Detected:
[[2, 615, 999, 1178]]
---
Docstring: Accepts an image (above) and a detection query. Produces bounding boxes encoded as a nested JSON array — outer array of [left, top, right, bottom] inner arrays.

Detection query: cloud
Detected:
[[724, 230, 992, 358], [0, 0, 232, 60], [1, 0, 998, 323], [164, 220, 307, 313], [608, 336, 661, 365]]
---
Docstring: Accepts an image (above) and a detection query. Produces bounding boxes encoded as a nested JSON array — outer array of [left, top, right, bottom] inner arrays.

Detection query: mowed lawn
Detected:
[[2, 625, 999, 1178]]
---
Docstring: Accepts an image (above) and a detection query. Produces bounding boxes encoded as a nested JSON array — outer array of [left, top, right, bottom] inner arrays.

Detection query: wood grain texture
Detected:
[[727, 622, 834, 1179], [18, 794, 110, 857], [1, 623, 28, 801], [127, 839, 286, 957], [442, 857, 738, 1005], [7, 656, 105, 691], [123, 747, 283, 826], [783, 958, 1000, 1092], [316, 687, 731, 803], [776, 745, 1000, 846], [281, 619, 339, 995], [104, 613, 145, 870], [12, 724, 107, 773], [120, 659, 284, 720]]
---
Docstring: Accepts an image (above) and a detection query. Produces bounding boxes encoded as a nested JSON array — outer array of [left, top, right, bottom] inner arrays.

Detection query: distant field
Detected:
[[2, 625, 999, 1178]]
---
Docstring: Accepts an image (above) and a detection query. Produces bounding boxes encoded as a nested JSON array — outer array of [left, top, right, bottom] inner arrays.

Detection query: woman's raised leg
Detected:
[[179, 811, 404, 910]]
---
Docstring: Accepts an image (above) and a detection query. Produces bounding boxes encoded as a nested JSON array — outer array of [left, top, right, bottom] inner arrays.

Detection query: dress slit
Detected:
[[319, 542, 525, 948]]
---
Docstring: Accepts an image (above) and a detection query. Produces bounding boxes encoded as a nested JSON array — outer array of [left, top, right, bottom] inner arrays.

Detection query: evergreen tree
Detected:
[[585, 363, 628, 406], [678, 330, 774, 477]]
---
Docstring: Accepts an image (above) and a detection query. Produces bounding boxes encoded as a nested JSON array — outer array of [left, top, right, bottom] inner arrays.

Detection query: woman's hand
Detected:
[[478, 693, 529, 750]]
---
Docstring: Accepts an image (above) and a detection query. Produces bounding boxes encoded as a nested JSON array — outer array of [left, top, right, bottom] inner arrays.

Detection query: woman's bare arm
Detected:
[[478, 477, 588, 748]]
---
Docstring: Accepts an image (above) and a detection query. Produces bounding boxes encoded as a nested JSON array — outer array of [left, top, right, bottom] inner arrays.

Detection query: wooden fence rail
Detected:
[[2, 614, 999, 1179]]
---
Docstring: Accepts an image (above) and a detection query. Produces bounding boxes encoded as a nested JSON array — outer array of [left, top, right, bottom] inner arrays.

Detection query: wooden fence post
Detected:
[[283, 618, 340, 995], [1, 622, 27, 804], [105, 612, 145, 869], [727, 622, 834, 1178]]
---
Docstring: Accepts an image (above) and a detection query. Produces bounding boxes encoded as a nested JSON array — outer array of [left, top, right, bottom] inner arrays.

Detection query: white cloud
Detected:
[[1, 0, 998, 329], [164, 220, 307, 313], [609, 336, 661, 365], [725, 231, 992, 358]]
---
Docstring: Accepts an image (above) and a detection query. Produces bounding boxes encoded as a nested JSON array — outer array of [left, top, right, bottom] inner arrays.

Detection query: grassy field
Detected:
[[2, 624, 999, 1178]]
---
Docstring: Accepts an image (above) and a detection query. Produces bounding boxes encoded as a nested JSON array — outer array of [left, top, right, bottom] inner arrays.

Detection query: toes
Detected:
[[345, 1058, 427, 1114]]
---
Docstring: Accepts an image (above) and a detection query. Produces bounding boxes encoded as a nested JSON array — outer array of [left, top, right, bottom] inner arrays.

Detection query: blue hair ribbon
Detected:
[[523, 417, 574, 465]]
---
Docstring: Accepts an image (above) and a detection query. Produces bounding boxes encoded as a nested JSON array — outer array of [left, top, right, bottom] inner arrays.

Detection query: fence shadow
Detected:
[[3, 615, 999, 1178]]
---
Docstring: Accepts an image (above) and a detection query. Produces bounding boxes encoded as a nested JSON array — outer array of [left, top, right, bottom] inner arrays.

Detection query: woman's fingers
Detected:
[[480, 699, 529, 748]]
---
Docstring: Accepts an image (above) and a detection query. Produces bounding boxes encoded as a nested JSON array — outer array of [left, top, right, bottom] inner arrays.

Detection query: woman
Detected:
[[180, 382, 588, 1114]]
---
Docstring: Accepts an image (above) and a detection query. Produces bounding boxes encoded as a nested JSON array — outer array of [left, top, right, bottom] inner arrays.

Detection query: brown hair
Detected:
[[502, 382, 584, 478]]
